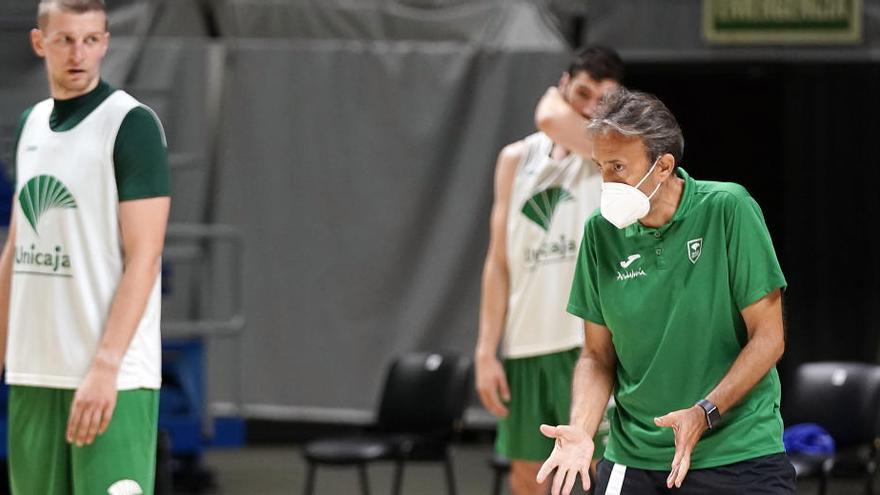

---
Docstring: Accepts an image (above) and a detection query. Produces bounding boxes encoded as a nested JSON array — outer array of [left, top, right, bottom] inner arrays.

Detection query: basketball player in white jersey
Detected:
[[475, 46, 623, 495], [0, 1, 170, 493]]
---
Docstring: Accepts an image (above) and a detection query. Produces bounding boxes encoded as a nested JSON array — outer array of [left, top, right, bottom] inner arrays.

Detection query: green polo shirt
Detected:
[[567, 167, 787, 470]]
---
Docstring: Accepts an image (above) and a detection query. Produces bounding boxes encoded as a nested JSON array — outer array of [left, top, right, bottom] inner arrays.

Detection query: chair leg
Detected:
[[491, 468, 503, 495], [302, 462, 316, 495], [444, 449, 458, 495], [357, 464, 371, 495], [865, 458, 876, 495], [819, 457, 834, 495], [392, 460, 405, 495]]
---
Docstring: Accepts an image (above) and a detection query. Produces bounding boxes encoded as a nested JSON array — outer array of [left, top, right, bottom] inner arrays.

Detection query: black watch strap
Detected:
[[696, 399, 721, 430]]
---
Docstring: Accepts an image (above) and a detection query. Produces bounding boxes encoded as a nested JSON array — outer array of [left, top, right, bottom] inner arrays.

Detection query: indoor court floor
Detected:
[[201, 443, 871, 495]]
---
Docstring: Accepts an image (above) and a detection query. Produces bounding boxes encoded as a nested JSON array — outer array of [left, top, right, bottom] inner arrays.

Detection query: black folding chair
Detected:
[[302, 352, 472, 495]]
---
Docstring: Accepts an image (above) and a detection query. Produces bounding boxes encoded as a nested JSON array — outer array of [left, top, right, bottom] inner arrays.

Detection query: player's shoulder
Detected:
[[492, 142, 525, 185], [498, 132, 547, 165], [22, 98, 52, 122], [498, 139, 527, 163], [120, 105, 162, 128], [104, 90, 161, 122], [115, 99, 167, 148], [17, 104, 37, 127], [694, 178, 753, 208]]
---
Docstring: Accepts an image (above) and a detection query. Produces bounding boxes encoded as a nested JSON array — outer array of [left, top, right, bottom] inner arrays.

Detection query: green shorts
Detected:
[[495, 347, 611, 462], [8, 385, 159, 495]]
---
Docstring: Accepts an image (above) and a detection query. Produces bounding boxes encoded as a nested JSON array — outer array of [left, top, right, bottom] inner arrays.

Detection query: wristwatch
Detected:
[[696, 399, 722, 430]]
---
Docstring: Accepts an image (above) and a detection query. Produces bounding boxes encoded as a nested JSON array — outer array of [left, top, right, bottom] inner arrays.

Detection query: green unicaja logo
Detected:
[[18, 175, 77, 234], [521, 187, 572, 231]]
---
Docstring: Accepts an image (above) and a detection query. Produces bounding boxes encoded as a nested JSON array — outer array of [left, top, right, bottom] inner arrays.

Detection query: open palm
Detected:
[[536, 424, 594, 495]]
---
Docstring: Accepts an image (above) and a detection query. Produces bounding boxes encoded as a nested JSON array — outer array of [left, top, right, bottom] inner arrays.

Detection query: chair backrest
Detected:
[[375, 351, 472, 435], [785, 361, 880, 449]]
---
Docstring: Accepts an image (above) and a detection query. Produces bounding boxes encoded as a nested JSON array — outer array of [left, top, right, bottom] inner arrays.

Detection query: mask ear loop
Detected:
[[635, 156, 664, 200]]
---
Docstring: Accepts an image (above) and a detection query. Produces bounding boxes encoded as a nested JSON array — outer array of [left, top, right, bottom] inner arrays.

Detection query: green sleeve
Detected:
[[9, 106, 35, 184], [725, 194, 787, 310], [113, 106, 171, 201], [567, 220, 606, 325]]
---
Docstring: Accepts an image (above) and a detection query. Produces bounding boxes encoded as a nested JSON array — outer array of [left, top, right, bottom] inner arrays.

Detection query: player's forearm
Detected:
[[476, 256, 509, 359], [535, 87, 592, 158], [0, 229, 16, 370], [91, 254, 161, 374], [705, 323, 784, 415], [569, 351, 616, 436]]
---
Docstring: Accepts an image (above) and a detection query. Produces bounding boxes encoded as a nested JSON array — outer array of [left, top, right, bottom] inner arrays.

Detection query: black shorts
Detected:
[[593, 453, 796, 494]]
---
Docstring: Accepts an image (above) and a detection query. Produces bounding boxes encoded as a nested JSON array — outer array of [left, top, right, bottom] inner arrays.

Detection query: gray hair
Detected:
[[38, 0, 107, 29], [587, 87, 684, 165]]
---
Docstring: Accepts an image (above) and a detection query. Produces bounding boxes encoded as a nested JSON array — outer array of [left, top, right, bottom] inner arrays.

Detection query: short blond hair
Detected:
[[37, 0, 107, 30]]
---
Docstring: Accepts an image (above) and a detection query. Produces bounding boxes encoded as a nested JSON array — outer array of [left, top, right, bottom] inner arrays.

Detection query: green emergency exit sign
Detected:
[[703, 0, 862, 43]]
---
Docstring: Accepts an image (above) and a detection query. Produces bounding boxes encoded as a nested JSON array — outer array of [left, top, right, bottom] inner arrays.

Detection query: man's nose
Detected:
[[70, 41, 85, 63]]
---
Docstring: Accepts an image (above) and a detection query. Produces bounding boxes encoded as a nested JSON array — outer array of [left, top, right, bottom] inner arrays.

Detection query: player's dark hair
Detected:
[[567, 46, 624, 83]]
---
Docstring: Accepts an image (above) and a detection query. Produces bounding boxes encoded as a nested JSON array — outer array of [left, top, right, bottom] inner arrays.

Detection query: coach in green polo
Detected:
[[535, 88, 795, 495]]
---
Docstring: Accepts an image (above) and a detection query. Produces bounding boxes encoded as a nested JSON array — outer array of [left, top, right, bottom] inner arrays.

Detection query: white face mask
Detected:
[[600, 157, 663, 229]]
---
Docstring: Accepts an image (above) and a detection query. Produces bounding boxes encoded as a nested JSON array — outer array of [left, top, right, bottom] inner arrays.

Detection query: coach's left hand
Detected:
[[67, 364, 118, 447], [654, 406, 709, 488]]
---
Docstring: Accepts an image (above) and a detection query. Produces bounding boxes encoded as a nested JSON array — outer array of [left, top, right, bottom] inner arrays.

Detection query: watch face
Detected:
[[708, 407, 720, 428], [697, 400, 720, 429]]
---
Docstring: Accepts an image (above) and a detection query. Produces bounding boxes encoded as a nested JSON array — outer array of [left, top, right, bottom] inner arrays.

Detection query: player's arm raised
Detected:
[[535, 86, 592, 159]]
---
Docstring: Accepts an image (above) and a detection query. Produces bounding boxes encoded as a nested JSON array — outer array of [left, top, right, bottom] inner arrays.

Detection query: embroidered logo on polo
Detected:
[[616, 268, 647, 281], [521, 187, 573, 231], [616, 252, 646, 280], [687, 238, 703, 264], [18, 174, 77, 235], [619, 254, 641, 268]]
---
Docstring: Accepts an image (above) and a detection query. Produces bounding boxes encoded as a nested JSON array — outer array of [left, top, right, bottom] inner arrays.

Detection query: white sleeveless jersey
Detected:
[[503, 132, 601, 358], [6, 91, 162, 390]]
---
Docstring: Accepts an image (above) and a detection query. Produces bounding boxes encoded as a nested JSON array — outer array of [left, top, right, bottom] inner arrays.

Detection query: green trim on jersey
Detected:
[[567, 168, 787, 470], [113, 106, 171, 200], [49, 80, 114, 132], [9, 105, 34, 178], [22, 80, 169, 201]]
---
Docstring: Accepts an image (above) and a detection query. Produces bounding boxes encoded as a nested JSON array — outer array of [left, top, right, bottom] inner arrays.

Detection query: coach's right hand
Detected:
[[475, 354, 510, 417], [537, 424, 594, 495]]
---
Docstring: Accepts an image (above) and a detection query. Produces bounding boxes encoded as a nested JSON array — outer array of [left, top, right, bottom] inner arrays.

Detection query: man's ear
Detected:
[[31, 28, 46, 58], [657, 153, 676, 179], [558, 72, 571, 90]]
